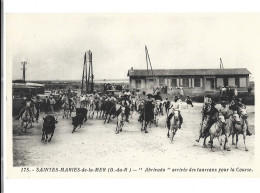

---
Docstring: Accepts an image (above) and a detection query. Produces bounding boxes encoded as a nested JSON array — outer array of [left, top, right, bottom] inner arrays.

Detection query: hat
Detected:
[[221, 101, 227, 105], [93, 90, 97, 93], [108, 93, 112, 96], [147, 94, 153, 97], [174, 96, 179, 99]]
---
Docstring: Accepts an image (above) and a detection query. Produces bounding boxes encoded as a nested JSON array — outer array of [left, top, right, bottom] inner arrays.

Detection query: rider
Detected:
[[163, 98, 171, 115], [93, 90, 100, 100], [229, 97, 252, 136], [15, 96, 34, 121], [153, 91, 163, 115], [105, 93, 117, 103], [200, 101, 219, 137], [167, 96, 183, 129], [120, 93, 130, 122]]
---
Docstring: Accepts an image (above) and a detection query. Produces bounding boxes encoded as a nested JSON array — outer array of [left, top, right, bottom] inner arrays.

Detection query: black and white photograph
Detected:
[[5, 12, 259, 179]]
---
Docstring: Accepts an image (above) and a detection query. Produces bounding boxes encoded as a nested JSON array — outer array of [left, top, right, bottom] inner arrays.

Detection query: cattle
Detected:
[[71, 108, 88, 133], [103, 101, 117, 124], [140, 100, 154, 133], [42, 115, 58, 143]]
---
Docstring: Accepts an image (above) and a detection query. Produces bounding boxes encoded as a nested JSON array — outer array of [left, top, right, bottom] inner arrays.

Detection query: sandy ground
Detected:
[[12, 103, 255, 168]]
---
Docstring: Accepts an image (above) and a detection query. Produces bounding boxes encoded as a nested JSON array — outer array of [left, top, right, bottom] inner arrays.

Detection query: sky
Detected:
[[7, 13, 260, 80]]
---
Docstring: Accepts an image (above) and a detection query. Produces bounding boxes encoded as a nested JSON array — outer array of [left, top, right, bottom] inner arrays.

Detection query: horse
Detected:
[[196, 115, 210, 144], [94, 99, 102, 119], [130, 98, 137, 118], [167, 110, 180, 142], [231, 107, 249, 151], [204, 114, 226, 152], [153, 100, 161, 126], [20, 108, 33, 133], [115, 106, 126, 134], [62, 99, 71, 119], [87, 98, 95, 119]]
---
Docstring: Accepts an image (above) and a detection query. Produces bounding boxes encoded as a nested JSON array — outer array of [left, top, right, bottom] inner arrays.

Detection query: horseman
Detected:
[[120, 93, 130, 122], [198, 101, 219, 140], [105, 93, 117, 103], [202, 94, 213, 120], [15, 96, 34, 122], [167, 96, 183, 129], [229, 97, 252, 136], [153, 91, 163, 115], [140, 93, 155, 133], [163, 98, 171, 115]]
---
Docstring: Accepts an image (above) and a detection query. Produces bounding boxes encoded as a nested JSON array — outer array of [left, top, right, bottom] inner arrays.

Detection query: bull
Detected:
[[71, 108, 88, 133], [42, 115, 58, 143]]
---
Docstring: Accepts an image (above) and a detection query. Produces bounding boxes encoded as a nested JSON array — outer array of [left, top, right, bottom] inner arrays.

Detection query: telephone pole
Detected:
[[21, 61, 27, 82]]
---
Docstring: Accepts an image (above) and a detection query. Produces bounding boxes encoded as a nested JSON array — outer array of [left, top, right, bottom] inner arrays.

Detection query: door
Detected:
[[205, 78, 214, 91]]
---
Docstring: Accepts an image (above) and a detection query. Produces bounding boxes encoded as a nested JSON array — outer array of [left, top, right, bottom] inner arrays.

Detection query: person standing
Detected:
[[44, 96, 50, 114], [34, 96, 42, 123], [49, 95, 56, 114]]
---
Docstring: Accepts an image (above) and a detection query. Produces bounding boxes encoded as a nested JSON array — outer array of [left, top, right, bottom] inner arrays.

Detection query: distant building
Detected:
[[127, 68, 251, 93]]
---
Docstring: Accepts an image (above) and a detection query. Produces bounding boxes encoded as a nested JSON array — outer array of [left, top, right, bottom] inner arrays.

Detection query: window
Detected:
[[135, 79, 141, 88], [171, 79, 177, 87], [217, 78, 224, 87], [239, 77, 247, 87], [182, 78, 189, 87], [228, 78, 235, 86], [194, 78, 200, 87], [159, 78, 166, 86]]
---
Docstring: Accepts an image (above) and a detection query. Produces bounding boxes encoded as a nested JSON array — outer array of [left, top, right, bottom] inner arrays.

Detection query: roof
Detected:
[[12, 82, 45, 88], [127, 68, 251, 77]]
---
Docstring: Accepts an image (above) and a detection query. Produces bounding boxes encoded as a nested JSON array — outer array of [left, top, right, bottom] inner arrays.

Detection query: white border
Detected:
[[3, 0, 260, 193]]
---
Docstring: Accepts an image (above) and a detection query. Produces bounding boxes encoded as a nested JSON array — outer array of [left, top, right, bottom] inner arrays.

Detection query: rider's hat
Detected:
[[93, 90, 97, 93], [221, 101, 227, 105], [174, 96, 179, 99], [147, 93, 153, 97]]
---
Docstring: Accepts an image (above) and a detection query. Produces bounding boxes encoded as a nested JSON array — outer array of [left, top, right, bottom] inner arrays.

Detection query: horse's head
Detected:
[[218, 114, 226, 124], [173, 110, 179, 119], [239, 107, 248, 119]]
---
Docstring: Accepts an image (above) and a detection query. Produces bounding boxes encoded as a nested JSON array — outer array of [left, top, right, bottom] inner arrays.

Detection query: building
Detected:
[[127, 68, 251, 93]]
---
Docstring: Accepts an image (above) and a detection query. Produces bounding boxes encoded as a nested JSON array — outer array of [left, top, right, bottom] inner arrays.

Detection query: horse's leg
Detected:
[[243, 132, 248, 151], [232, 133, 235, 145], [203, 135, 208, 148], [167, 127, 170, 138], [63, 109, 65, 119], [225, 134, 231, 151], [235, 133, 239, 149], [210, 135, 214, 152]]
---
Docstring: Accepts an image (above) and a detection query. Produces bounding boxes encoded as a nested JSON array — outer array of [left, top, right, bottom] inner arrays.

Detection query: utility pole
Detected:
[[21, 61, 27, 83]]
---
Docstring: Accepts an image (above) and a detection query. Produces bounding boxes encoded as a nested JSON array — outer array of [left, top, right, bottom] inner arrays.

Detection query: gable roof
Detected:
[[127, 68, 251, 77]]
